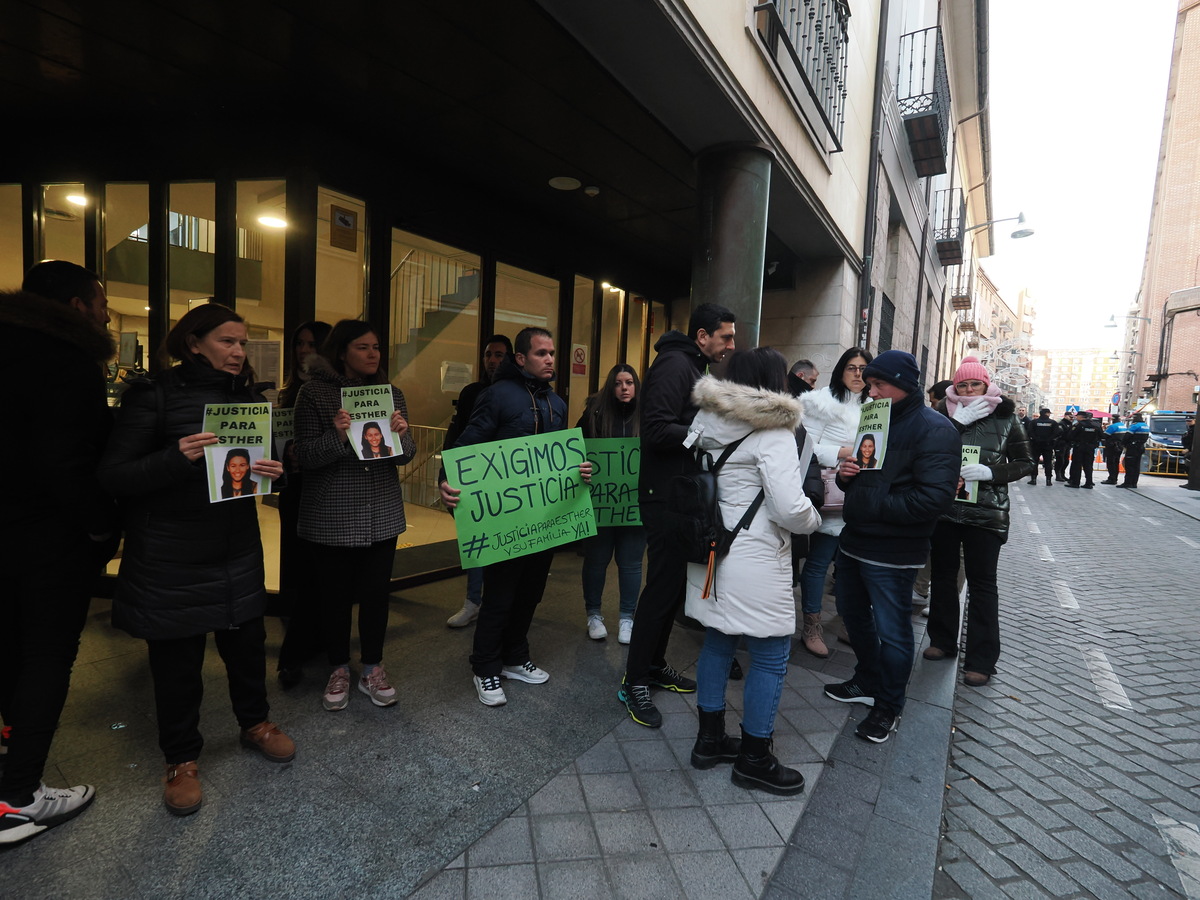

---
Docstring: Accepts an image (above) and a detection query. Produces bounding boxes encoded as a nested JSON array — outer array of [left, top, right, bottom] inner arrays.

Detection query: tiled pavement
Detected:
[[933, 476, 1200, 898]]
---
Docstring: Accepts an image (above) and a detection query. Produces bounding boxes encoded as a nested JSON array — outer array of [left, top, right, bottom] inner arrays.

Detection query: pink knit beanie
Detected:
[[952, 356, 990, 386]]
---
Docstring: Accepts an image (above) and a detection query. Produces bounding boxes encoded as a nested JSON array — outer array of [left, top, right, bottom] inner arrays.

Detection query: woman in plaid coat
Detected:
[[294, 320, 416, 712]]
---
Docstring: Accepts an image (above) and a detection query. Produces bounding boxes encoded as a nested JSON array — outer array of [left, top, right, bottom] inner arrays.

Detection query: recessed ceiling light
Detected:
[[548, 176, 582, 191], [66, 194, 88, 206], [258, 215, 287, 228]]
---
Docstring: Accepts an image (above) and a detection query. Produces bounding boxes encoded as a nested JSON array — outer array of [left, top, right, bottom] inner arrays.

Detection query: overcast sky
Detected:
[[979, 0, 1180, 351]]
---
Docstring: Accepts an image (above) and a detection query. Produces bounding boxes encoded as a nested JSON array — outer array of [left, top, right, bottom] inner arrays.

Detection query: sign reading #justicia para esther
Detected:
[[442, 429, 597, 568], [584, 437, 641, 527], [202, 402, 273, 503]]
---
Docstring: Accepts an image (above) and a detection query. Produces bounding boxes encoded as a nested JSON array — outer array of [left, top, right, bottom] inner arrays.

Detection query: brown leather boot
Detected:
[[239, 721, 296, 763], [164, 761, 201, 816], [801, 613, 829, 658]]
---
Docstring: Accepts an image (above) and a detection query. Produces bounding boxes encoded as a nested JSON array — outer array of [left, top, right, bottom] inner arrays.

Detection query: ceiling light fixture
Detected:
[[257, 215, 287, 228], [66, 194, 88, 206], [548, 176, 582, 191]]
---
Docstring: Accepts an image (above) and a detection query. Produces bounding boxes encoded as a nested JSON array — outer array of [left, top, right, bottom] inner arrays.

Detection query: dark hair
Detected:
[[359, 421, 392, 457], [588, 364, 640, 438], [278, 320, 333, 407], [514, 326, 552, 356], [320, 319, 385, 384], [484, 334, 514, 356], [688, 303, 736, 340], [1039, 408, 1051, 416], [22, 260, 100, 307], [723, 347, 788, 394], [162, 302, 254, 378], [829, 347, 873, 403], [856, 434, 877, 467], [220, 448, 255, 498], [790, 359, 817, 377], [929, 380, 954, 401]]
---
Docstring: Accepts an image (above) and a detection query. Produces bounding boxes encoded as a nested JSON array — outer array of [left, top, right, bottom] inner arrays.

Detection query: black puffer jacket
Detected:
[[637, 330, 707, 504], [98, 359, 268, 640], [936, 396, 1034, 539], [453, 356, 567, 445]]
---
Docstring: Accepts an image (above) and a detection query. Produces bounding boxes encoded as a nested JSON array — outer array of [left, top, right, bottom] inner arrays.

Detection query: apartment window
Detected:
[[877, 294, 895, 353]]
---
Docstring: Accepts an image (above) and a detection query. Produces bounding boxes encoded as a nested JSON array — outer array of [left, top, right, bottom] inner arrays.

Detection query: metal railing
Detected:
[[933, 187, 965, 247], [754, 0, 851, 149], [897, 26, 950, 173], [396, 424, 450, 507]]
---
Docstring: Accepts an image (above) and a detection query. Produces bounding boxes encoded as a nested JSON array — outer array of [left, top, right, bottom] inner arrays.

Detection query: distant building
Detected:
[[1030, 349, 1120, 417]]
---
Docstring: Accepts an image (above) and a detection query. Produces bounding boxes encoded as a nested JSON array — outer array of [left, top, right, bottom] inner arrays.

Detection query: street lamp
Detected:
[[1104, 314, 1153, 327], [965, 212, 1035, 240]]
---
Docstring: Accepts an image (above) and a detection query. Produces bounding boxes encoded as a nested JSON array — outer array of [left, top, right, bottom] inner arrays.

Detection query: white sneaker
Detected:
[[447, 601, 480, 628], [473, 674, 507, 706], [501, 661, 550, 684], [921, 606, 930, 618], [618, 619, 633, 645], [0, 783, 96, 845], [587, 614, 607, 640]]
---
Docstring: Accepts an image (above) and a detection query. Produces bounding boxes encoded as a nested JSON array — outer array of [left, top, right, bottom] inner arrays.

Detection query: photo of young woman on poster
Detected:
[[855, 433, 878, 468], [359, 421, 393, 459], [221, 448, 259, 498]]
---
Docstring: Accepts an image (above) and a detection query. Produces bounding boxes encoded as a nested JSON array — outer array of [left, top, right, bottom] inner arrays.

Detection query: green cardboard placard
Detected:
[[272, 407, 298, 475], [956, 445, 981, 503], [342, 385, 401, 460], [442, 428, 597, 568], [584, 437, 641, 527], [202, 402, 273, 503]]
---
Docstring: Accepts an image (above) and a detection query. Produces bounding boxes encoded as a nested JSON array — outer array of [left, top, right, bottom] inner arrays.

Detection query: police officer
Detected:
[[1053, 411, 1075, 481], [1118, 413, 1150, 489], [1065, 411, 1104, 488], [1101, 416, 1128, 485], [1026, 408, 1059, 485]]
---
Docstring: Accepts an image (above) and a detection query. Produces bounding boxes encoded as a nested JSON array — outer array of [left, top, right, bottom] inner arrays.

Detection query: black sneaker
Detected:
[[1082, 484, 1093, 489], [648, 664, 696, 694], [1065, 482, 1079, 488], [855, 707, 900, 744], [823, 680, 875, 706], [618, 680, 662, 728]]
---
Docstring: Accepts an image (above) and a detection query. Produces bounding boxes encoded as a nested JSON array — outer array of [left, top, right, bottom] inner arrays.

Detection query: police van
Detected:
[[1145, 410, 1191, 474]]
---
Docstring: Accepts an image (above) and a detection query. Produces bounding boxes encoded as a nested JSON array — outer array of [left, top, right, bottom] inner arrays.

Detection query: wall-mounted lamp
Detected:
[[966, 212, 1034, 240], [1104, 314, 1153, 327], [257, 215, 287, 229]]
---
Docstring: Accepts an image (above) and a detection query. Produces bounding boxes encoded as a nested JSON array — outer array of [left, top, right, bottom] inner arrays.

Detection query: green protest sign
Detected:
[[585, 437, 641, 527], [202, 403, 273, 503], [853, 398, 891, 470], [442, 428, 597, 568], [956, 445, 981, 504], [342, 385, 401, 460], [272, 407, 298, 475]]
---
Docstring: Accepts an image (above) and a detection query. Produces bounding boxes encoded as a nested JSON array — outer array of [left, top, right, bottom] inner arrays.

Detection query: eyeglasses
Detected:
[[844, 365, 867, 373], [955, 380, 986, 390]]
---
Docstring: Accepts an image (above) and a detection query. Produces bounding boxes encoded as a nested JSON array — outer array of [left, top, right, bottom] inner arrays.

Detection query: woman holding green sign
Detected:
[[99, 303, 292, 817], [294, 319, 416, 713], [577, 363, 645, 645]]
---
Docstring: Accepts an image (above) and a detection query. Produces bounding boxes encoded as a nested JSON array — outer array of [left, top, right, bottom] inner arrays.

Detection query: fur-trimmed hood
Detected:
[[691, 374, 802, 445], [0, 289, 114, 363]]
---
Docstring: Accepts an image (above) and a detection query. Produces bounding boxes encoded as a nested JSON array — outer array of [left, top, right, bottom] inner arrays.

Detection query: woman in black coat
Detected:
[[99, 304, 293, 818]]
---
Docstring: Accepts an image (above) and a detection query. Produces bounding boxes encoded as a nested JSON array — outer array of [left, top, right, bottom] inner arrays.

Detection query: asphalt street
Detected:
[[932, 477, 1200, 899]]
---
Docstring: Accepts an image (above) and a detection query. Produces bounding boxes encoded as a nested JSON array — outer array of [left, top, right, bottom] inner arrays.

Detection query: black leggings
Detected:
[[309, 539, 396, 667]]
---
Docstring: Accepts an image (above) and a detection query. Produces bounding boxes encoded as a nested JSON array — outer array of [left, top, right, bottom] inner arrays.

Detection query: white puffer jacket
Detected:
[[684, 377, 822, 638], [799, 385, 866, 536]]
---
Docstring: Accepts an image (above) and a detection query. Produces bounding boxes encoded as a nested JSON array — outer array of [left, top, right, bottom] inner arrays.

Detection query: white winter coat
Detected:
[[798, 385, 866, 536], [684, 377, 822, 639]]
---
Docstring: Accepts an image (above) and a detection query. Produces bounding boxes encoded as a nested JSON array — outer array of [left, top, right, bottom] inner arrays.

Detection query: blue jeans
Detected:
[[834, 550, 917, 714], [582, 526, 645, 620], [798, 531, 839, 615], [466, 567, 483, 606], [696, 628, 790, 738]]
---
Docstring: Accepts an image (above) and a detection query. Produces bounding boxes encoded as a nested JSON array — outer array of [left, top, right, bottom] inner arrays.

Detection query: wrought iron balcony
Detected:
[[957, 309, 976, 332], [755, 0, 851, 150], [897, 26, 950, 176], [933, 187, 965, 266], [946, 260, 973, 310]]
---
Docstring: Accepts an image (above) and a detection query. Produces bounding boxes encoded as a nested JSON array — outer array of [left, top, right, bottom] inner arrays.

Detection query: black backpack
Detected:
[[666, 434, 765, 597]]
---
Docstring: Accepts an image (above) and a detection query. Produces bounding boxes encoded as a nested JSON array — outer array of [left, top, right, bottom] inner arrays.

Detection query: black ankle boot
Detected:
[[690, 709, 741, 769], [731, 727, 805, 795]]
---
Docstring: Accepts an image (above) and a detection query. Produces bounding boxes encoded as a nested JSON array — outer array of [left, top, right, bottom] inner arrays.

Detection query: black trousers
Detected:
[[1104, 447, 1124, 482], [469, 549, 554, 677], [1054, 447, 1070, 478], [1123, 447, 1145, 486], [1030, 444, 1054, 480], [309, 539, 396, 667], [1069, 446, 1096, 486], [623, 503, 687, 686], [146, 617, 270, 765], [927, 521, 1004, 675], [275, 486, 324, 671], [0, 530, 93, 805]]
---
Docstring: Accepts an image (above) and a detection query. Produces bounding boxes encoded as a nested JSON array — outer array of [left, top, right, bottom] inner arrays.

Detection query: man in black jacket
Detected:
[[1027, 408, 1059, 486], [822, 350, 960, 744], [0, 262, 115, 845], [1053, 411, 1075, 480], [618, 303, 735, 728], [443, 334, 511, 628], [1066, 411, 1104, 488]]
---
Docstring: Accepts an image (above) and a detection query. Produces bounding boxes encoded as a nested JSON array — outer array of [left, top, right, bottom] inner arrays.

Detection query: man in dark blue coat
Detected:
[[439, 327, 591, 707], [823, 350, 960, 743]]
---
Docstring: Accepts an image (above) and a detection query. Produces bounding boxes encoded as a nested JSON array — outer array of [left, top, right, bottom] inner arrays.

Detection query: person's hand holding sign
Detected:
[[838, 457, 861, 481], [390, 409, 409, 439], [253, 458, 284, 480], [178, 432, 218, 461], [439, 479, 460, 511], [333, 408, 352, 443], [579, 460, 593, 483]]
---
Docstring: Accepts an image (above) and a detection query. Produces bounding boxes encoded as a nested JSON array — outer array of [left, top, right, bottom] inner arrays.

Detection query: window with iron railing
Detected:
[[754, 0, 851, 151]]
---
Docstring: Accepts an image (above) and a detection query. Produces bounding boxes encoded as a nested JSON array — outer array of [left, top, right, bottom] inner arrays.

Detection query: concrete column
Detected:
[[691, 145, 772, 349]]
